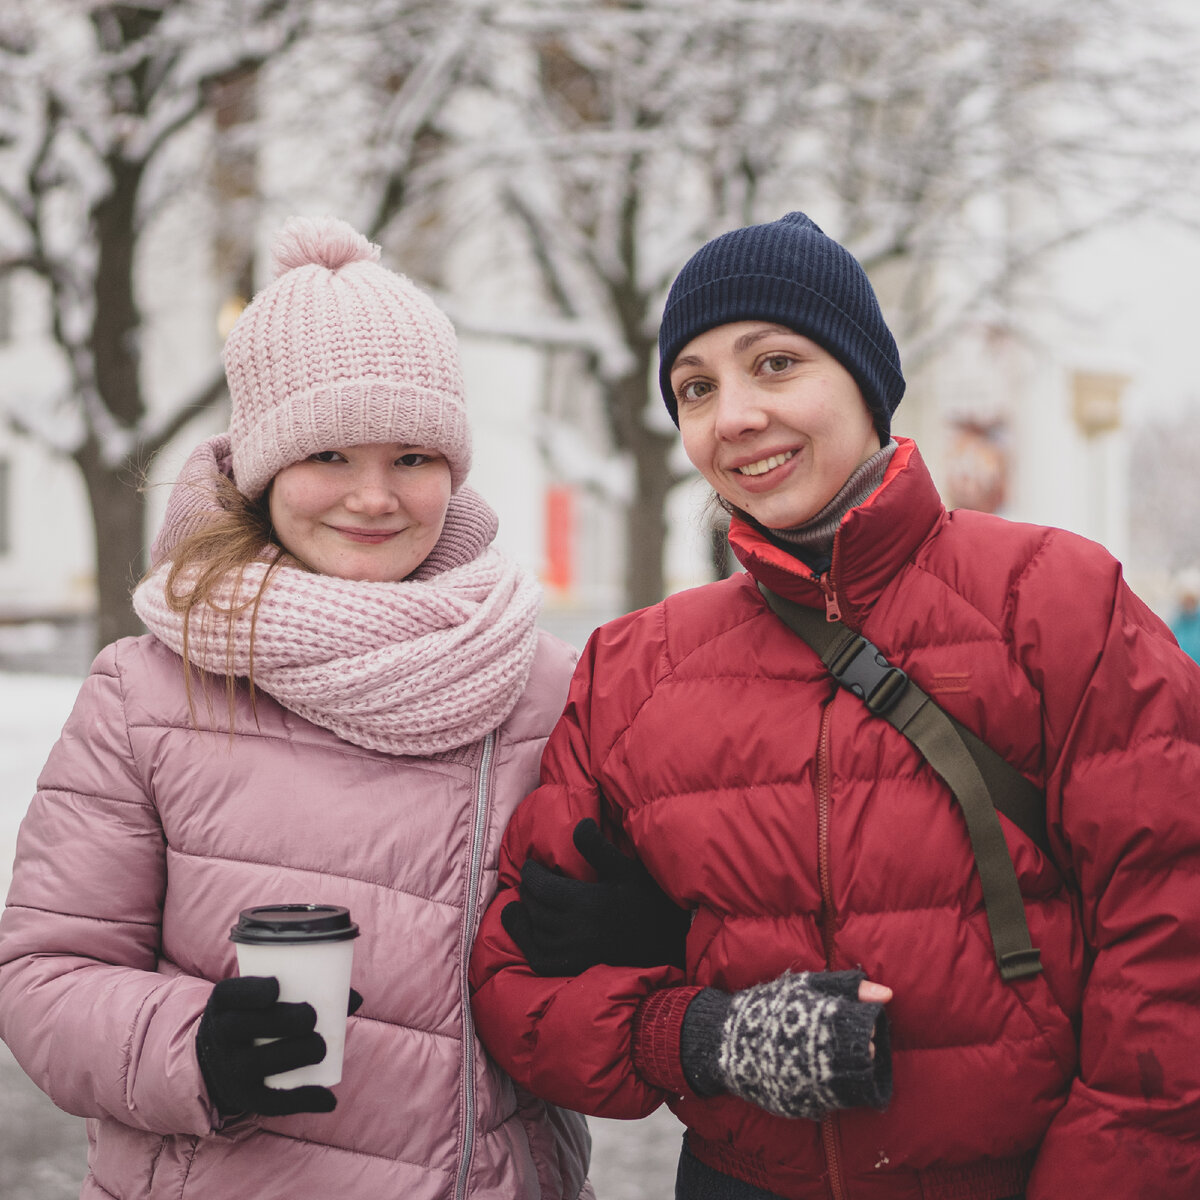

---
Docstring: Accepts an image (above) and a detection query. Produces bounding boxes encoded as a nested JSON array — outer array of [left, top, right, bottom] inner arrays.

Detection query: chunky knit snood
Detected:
[[133, 435, 542, 756]]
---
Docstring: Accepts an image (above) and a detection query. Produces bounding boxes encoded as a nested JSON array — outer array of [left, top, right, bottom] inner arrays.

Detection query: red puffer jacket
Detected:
[[471, 438, 1200, 1200]]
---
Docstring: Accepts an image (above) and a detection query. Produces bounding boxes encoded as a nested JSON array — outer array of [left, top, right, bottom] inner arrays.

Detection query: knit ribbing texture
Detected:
[[630, 986, 705, 1095]]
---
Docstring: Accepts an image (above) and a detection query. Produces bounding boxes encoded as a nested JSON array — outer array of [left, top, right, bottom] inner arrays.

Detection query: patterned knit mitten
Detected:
[[682, 969, 892, 1119]]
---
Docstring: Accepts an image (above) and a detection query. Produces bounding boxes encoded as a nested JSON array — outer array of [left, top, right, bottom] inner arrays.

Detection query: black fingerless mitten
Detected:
[[501, 818, 691, 976], [195, 976, 336, 1118]]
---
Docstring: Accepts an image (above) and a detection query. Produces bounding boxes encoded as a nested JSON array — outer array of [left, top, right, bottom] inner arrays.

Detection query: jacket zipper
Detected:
[[816, 704, 837, 962], [818, 569, 842, 623], [454, 730, 496, 1200], [816, 689, 847, 1200]]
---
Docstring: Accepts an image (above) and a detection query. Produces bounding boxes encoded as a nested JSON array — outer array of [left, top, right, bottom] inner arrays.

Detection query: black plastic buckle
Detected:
[[829, 635, 909, 715], [998, 947, 1043, 982]]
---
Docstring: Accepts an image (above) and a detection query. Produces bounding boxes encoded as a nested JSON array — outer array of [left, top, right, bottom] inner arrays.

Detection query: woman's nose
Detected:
[[713, 379, 769, 440], [344, 477, 400, 514]]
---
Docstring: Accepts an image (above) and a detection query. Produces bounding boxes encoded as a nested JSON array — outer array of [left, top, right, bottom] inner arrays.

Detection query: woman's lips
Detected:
[[332, 527, 400, 544], [736, 449, 798, 477], [728, 448, 800, 491]]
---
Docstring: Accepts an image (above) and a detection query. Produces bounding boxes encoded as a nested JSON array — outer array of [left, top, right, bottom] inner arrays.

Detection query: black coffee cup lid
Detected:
[[230, 904, 360, 944]]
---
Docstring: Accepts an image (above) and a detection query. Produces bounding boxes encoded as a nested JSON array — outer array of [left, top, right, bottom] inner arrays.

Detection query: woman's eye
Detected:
[[761, 354, 795, 375], [308, 450, 344, 463], [677, 380, 713, 404], [397, 452, 433, 467]]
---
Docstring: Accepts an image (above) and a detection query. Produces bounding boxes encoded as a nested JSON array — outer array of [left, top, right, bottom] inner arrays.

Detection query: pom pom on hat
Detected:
[[224, 215, 471, 500], [271, 214, 381, 277], [657, 212, 905, 437]]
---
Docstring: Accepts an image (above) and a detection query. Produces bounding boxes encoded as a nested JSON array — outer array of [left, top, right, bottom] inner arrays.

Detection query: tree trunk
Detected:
[[604, 325, 682, 614], [91, 162, 143, 427], [623, 425, 677, 613], [78, 449, 150, 651]]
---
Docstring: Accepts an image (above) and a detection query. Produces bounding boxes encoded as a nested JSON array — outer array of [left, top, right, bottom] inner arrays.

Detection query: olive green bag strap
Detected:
[[758, 582, 1044, 983]]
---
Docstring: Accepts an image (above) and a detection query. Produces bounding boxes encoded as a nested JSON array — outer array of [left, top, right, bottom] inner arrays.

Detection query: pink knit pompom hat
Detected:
[[223, 215, 470, 499]]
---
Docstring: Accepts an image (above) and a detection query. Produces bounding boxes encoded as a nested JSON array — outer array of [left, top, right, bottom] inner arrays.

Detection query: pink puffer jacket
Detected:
[[0, 632, 591, 1200]]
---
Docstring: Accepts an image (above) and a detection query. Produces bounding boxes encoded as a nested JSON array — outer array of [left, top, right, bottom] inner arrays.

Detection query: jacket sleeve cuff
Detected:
[[630, 985, 705, 1094]]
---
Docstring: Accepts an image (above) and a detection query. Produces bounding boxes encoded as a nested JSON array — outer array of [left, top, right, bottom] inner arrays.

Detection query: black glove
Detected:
[[501, 817, 691, 975], [196, 976, 342, 1117]]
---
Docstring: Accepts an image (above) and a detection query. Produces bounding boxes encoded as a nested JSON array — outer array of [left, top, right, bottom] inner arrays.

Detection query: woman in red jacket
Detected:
[[470, 212, 1200, 1199]]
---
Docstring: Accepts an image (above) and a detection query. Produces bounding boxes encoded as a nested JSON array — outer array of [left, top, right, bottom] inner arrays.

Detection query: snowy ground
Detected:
[[0, 669, 681, 1198]]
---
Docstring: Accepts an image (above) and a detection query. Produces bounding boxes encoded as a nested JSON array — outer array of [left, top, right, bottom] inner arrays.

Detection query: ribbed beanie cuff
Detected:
[[233, 380, 471, 500], [658, 212, 904, 436]]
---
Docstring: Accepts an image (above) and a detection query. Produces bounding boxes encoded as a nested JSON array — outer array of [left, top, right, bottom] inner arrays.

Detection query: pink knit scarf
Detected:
[[133, 435, 543, 756]]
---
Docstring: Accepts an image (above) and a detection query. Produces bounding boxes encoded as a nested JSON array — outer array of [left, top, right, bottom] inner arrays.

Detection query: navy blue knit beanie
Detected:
[[658, 212, 905, 436]]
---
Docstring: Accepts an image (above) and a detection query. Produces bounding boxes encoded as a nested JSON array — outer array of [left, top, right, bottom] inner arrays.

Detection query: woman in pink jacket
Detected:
[[0, 216, 591, 1200]]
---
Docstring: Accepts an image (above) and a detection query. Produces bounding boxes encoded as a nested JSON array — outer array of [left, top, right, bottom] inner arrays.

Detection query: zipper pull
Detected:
[[820, 574, 841, 622]]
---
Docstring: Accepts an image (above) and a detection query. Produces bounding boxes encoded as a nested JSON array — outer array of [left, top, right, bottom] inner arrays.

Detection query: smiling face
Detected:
[[268, 442, 452, 582], [670, 322, 882, 530]]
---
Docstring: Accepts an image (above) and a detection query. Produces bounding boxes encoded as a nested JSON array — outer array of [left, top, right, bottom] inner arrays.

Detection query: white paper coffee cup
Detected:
[[230, 904, 359, 1089]]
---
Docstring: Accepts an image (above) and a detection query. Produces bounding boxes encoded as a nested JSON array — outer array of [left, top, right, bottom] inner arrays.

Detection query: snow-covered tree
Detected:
[[787, 0, 1200, 363], [4, 0, 1195, 640], [434, 0, 1199, 613], [0, 0, 311, 649], [422, 3, 797, 609], [266, 0, 499, 253]]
